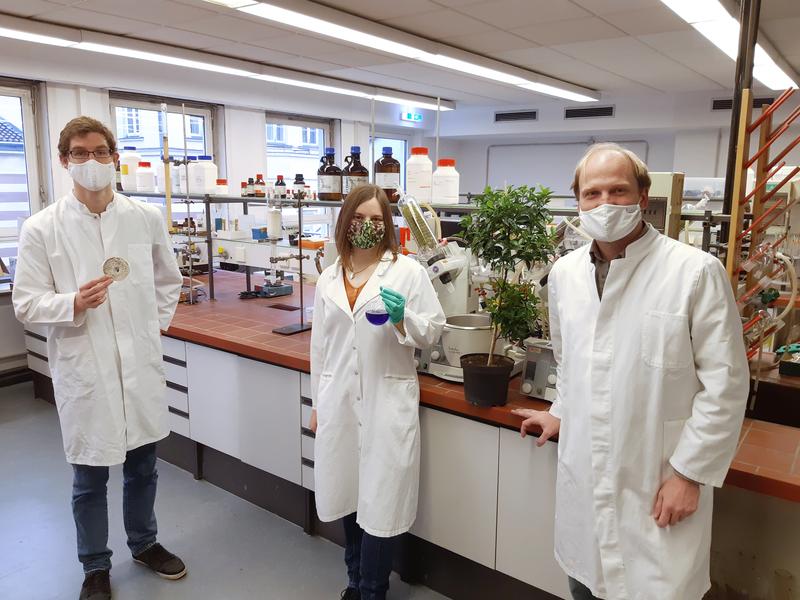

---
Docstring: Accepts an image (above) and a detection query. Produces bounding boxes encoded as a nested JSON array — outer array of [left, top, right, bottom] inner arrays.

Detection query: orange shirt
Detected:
[[343, 272, 366, 311]]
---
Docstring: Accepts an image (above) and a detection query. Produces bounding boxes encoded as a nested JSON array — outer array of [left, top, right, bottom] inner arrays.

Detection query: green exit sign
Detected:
[[401, 111, 423, 123]]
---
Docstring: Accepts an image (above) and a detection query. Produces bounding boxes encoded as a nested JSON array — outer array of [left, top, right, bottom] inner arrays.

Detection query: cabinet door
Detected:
[[238, 358, 301, 485], [411, 407, 499, 569], [186, 343, 240, 458], [496, 429, 569, 599]]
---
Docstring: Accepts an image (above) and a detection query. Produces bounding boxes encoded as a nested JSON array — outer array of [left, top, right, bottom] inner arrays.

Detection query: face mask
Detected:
[[348, 218, 385, 249], [67, 159, 116, 192], [579, 203, 642, 242]]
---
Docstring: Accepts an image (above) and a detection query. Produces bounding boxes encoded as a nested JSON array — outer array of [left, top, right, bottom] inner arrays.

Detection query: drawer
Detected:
[[301, 404, 313, 429], [27, 353, 50, 377], [302, 463, 315, 492], [300, 372, 311, 399], [164, 361, 187, 388], [301, 432, 315, 461], [24, 335, 48, 357], [168, 411, 190, 438], [166, 386, 189, 413], [25, 323, 48, 338], [162, 336, 186, 362]]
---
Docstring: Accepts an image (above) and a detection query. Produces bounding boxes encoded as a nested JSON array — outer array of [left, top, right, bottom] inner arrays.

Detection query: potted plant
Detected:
[[458, 184, 556, 407]]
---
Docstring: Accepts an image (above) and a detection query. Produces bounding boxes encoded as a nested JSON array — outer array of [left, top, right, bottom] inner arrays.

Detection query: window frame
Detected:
[[109, 94, 215, 158], [0, 82, 42, 246]]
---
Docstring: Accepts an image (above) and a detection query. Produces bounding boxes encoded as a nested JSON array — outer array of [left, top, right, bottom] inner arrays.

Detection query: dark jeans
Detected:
[[569, 577, 602, 600], [71, 443, 159, 573], [342, 513, 398, 600]]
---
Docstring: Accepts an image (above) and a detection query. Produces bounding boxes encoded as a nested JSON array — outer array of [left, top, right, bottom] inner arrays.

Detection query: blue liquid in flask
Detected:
[[366, 311, 390, 325]]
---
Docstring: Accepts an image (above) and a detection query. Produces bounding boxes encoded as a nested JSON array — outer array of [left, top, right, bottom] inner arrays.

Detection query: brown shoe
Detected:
[[79, 569, 111, 600], [132, 543, 187, 580]]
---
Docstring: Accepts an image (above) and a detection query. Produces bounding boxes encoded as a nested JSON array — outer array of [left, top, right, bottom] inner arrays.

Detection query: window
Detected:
[[266, 115, 334, 236], [124, 108, 140, 137], [0, 84, 40, 269], [373, 135, 408, 191], [110, 98, 212, 164], [267, 123, 285, 143], [301, 127, 317, 145], [188, 116, 202, 137]]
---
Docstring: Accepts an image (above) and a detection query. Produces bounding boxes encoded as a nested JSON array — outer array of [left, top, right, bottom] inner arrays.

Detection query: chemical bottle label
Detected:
[[375, 172, 401, 188], [121, 165, 129, 175], [319, 175, 342, 193], [345, 176, 369, 194]]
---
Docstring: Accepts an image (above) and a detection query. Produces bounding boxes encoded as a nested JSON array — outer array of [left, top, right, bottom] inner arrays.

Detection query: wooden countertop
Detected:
[[165, 271, 800, 502]]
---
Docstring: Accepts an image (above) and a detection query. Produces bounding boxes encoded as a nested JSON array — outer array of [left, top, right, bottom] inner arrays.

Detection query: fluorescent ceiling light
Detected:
[[251, 74, 371, 98], [518, 82, 597, 103], [373, 95, 452, 112], [76, 42, 257, 77], [660, 0, 798, 90], [425, 55, 528, 85], [231, 1, 597, 99], [238, 3, 427, 59], [203, 0, 256, 7], [0, 26, 76, 47]]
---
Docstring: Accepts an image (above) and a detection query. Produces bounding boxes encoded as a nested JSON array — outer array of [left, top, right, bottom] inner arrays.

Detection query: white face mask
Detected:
[[579, 203, 642, 242], [67, 159, 116, 192]]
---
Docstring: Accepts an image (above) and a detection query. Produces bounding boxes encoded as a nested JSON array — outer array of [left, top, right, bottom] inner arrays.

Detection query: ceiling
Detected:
[[1, 0, 799, 106]]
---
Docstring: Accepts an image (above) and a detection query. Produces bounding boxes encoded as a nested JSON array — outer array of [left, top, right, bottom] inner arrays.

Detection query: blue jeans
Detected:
[[71, 443, 159, 573], [569, 577, 602, 600], [342, 513, 398, 600]]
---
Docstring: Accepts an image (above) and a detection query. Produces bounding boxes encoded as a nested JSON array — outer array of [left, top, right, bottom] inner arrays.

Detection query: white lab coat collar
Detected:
[[330, 250, 398, 318], [66, 190, 118, 217]]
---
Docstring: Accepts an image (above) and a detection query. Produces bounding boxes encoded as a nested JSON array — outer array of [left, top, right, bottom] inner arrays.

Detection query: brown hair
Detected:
[[335, 184, 398, 272], [58, 116, 117, 157], [571, 142, 651, 199]]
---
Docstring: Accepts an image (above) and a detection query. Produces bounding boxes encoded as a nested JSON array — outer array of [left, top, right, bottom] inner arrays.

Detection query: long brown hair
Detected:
[[335, 184, 398, 272]]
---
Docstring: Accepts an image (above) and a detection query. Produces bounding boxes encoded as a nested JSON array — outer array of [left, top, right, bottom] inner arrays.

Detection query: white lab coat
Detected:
[[310, 251, 445, 537], [13, 192, 182, 466], [548, 224, 748, 600]]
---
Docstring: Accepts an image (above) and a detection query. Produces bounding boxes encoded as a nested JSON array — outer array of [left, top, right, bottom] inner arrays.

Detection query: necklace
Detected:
[[347, 262, 374, 281]]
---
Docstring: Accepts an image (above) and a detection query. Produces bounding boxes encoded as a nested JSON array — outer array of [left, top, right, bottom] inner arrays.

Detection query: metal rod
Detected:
[[747, 88, 794, 133], [243, 201, 251, 292], [745, 105, 800, 169], [740, 160, 786, 206], [435, 97, 441, 167], [181, 102, 195, 305], [370, 98, 376, 184], [204, 195, 214, 300], [722, 0, 760, 219], [766, 133, 800, 172], [298, 194, 305, 329]]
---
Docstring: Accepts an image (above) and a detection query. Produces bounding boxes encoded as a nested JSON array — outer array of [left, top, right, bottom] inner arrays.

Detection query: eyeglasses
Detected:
[[69, 149, 113, 162]]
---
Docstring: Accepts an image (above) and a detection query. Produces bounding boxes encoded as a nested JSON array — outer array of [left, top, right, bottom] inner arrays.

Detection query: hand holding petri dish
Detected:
[[365, 296, 390, 326]]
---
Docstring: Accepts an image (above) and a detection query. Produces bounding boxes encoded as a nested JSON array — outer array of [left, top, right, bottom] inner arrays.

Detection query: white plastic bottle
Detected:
[[169, 160, 182, 194], [182, 156, 197, 195], [406, 147, 432, 203], [119, 146, 141, 192], [432, 158, 460, 205], [215, 178, 229, 196], [135, 161, 155, 193], [193, 155, 218, 194]]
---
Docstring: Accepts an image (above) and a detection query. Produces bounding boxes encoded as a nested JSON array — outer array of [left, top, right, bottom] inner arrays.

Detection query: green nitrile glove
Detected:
[[380, 287, 406, 324]]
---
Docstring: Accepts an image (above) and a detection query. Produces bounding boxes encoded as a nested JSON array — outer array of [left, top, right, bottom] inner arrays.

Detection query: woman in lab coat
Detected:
[[310, 184, 445, 600]]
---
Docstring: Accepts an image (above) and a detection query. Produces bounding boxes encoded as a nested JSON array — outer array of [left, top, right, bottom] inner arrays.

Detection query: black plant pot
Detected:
[[460, 353, 515, 407]]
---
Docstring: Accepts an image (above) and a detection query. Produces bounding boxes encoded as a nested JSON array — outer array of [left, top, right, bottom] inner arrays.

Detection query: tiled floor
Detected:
[[0, 382, 447, 600]]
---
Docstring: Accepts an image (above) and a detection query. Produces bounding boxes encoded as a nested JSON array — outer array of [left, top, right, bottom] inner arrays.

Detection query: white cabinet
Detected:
[[238, 358, 301, 485], [411, 407, 500, 569], [186, 342, 241, 459], [496, 429, 570, 599]]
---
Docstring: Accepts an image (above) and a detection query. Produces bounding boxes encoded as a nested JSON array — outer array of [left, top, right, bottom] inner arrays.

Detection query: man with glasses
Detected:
[[13, 117, 185, 600]]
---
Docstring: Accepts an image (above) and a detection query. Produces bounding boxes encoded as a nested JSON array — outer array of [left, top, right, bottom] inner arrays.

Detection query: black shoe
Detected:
[[132, 543, 187, 580], [79, 570, 111, 600], [340, 588, 361, 600]]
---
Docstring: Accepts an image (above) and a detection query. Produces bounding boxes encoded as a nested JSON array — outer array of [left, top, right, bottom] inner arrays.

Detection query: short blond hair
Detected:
[[571, 143, 651, 199]]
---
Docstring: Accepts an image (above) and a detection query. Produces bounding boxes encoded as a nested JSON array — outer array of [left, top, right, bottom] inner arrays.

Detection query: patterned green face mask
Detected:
[[348, 218, 385, 249]]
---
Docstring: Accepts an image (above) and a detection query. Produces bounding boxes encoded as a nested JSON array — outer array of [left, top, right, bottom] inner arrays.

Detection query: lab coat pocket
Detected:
[[661, 418, 687, 481], [52, 335, 97, 411], [641, 311, 692, 369]]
